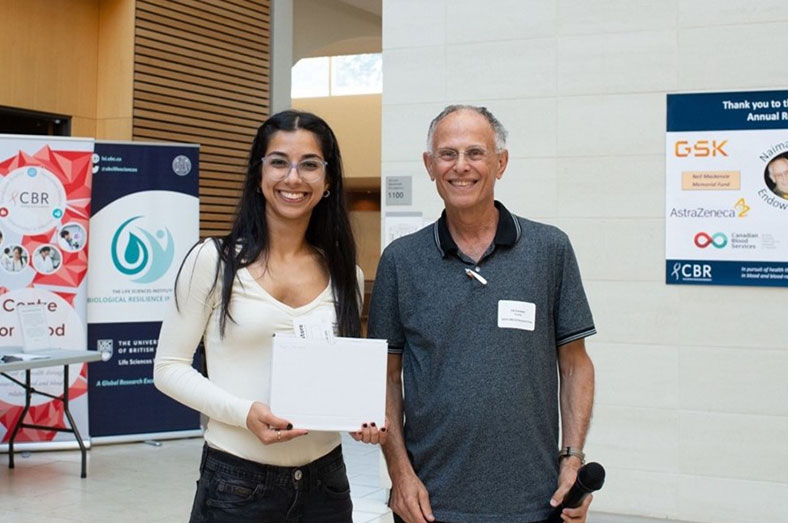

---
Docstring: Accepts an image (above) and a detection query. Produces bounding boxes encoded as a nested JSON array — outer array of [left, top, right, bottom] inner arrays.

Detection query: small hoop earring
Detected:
[[323, 190, 330, 198]]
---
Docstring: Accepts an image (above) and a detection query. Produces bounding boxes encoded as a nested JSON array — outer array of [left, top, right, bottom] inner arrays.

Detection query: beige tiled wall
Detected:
[[381, 1, 788, 521]]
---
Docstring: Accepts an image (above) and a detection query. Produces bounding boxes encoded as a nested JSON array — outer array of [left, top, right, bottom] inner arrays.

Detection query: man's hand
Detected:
[[245, 401, 308, 445], [389, 469, 435, 523], [550, 457, 591, 522]]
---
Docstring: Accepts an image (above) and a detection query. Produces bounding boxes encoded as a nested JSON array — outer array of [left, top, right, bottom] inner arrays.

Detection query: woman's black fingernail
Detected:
[[381, 427, 387, 432], [286, 423, 293, 430], [363, 423, 368, 428], [370, 422, 376, 427]]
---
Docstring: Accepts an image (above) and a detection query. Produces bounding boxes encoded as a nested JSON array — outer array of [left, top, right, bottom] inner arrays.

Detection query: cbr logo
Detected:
[[674, 140, 728, 157], [671, 263, 712, 280]]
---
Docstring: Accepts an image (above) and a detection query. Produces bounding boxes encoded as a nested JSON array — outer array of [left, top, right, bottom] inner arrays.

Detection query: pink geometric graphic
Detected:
[[0, 144, 93, 442]]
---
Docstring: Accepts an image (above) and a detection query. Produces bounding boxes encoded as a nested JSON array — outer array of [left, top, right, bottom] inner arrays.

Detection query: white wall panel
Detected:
[[589, 468, 679, 519], [558, 31, 677, 95], [678, 23, 788, 90], [557, 94, 666, 157], [381, 103, 446, 162], [382, 0, 445, 49], [677, 474, 788, 523], [495, 158, 557, 219], [446, 0, 556, 43], [590, 342, 680, 410], [556, 155, 665, 218], [586, 281, 787, 348], [446, 39, 556, 100], [383, 46, 445, 104], [553, 218, 664, 281], [679, 411, 788, 483], [679, 346, 788, 417], [678, 0, 788, 27], [558, 0, 677, 35], [588, 405, 680, 473]]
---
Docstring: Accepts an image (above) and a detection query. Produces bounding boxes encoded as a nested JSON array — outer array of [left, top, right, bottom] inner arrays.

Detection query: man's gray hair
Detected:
[[426, 104, 508, 152]]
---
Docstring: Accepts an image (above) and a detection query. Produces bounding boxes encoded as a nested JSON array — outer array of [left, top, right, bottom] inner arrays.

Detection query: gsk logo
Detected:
[[694, 232, 727, 249], [674, 140, 728, 157], [111, 216, 175, 283]]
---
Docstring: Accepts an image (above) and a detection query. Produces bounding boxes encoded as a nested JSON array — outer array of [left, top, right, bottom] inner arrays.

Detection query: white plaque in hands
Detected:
[[269, 333, 387, 432]]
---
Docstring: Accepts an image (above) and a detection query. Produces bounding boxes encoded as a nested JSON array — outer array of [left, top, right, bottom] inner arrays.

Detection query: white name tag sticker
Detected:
[[498, 300, 536, 331]]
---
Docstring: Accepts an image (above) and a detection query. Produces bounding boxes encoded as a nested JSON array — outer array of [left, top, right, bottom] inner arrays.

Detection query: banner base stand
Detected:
[[1, 440, 92, 453], [91, 428, 203, 445]]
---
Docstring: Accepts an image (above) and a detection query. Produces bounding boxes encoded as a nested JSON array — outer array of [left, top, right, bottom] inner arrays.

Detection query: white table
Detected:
[[0, 348, 103, 478]]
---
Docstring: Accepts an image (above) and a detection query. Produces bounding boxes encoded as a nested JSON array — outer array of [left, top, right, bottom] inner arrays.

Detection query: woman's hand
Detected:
[[349, 417, 389, 445], [246, 401, 308, 445]]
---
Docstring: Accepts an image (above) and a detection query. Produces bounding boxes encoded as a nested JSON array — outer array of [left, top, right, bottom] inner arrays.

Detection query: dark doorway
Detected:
[[0, 106, 71, 136]]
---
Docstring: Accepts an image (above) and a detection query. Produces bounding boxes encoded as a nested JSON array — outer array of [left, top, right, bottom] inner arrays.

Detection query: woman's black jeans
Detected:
[[189, 444, 353, 522]]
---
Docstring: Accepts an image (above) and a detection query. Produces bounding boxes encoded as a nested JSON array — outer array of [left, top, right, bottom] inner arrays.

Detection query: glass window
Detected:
[[291, 53, 382, 98], [331, 53, 382, 96], [291, 57, 330, 98]]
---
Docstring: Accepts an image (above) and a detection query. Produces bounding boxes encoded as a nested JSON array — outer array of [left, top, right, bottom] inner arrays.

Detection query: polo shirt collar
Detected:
[[433, 200, 521, 258]]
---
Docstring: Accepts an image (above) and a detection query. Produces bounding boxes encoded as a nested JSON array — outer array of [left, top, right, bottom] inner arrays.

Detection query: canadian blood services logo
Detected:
[[694, 232, 728, 249]]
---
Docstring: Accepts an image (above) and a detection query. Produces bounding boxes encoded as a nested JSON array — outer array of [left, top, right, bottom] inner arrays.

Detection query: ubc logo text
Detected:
[[674, 140, 728, 157]]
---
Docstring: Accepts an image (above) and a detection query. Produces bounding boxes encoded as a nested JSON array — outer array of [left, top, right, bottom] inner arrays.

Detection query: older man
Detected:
[[368, 105, 596, 523], [767, 156, 788, 199]]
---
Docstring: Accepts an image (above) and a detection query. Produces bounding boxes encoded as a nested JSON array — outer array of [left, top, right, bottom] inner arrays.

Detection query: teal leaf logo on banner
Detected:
[[111, 216, 175, 283]]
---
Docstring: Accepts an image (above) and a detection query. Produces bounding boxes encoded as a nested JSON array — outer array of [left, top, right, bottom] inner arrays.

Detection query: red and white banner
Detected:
[[0, 135, 93, 448]]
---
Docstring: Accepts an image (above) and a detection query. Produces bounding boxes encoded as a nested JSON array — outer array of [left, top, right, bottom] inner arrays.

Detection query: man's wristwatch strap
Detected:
[[558, 446, 585, 464]]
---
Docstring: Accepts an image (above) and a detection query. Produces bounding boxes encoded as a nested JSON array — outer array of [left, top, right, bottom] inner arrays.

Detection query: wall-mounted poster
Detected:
[[666, 90, 788, 286]]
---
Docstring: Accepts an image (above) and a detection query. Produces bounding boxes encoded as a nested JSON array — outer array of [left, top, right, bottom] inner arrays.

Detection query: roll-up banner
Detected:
[[87, 141, 201, 441], [666, 90, 788, 286], [0, 135, 94, 450]]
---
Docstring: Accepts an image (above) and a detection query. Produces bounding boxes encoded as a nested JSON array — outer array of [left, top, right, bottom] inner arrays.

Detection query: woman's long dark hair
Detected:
[[204, 110, 361, 338]]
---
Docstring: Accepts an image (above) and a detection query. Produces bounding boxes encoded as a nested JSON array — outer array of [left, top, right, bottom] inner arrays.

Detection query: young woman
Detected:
[[154, 110, 385, 522]]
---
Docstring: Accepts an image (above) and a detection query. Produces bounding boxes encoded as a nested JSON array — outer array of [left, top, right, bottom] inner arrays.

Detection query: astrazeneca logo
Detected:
[[733, 198, 750, 217], [111, 216, 175, 283], [671, 262, 712, 281], [694, 232, 728, 249], [671, 199, 748, 219]]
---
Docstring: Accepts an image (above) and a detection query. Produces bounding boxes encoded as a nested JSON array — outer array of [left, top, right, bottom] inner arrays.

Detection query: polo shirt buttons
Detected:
[[475, 266, 480, 271], [294, 469, 302, 481]]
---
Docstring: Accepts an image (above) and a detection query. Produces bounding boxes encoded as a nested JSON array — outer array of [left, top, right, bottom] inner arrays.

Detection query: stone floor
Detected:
[[0, 435, 691, 522]]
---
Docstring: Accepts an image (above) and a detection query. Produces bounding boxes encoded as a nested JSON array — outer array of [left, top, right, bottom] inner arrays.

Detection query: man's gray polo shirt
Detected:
[[368, 202, 595, 523]]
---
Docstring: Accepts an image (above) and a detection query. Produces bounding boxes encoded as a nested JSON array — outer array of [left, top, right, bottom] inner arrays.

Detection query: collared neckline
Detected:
[[433, 201, 521, 258]]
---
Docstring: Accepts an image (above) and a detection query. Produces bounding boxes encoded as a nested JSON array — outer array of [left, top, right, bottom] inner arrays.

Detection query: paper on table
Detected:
[[17, 304, 50, 352], [269, 333, 387, 432]]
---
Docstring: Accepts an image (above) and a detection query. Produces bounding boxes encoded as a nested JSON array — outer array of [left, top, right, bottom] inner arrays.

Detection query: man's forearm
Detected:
[[382, 354, 414, 479], [558, 339, 595, 449]]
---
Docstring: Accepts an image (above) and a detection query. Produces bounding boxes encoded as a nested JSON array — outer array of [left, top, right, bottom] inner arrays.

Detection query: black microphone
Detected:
[[548, 462, 605, 522]]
